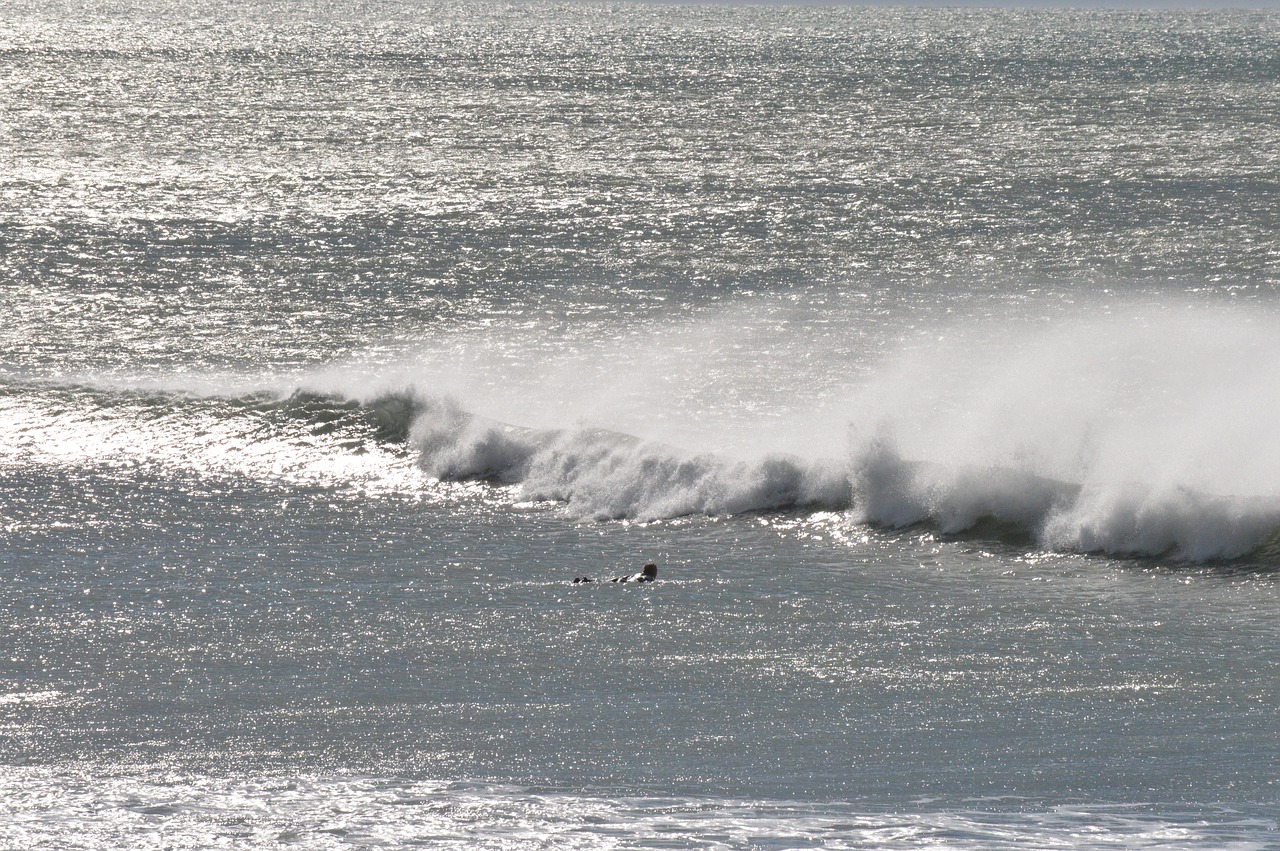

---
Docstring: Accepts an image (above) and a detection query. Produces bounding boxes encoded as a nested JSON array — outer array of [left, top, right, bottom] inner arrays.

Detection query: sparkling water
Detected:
[[2, 2, 1278, 847]]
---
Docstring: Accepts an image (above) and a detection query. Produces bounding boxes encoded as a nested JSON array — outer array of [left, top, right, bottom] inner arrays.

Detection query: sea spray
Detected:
[[406, 396, 850, 521], [375, 301, 1280, 558], [838, 304, 1280, 558], [409, 396, 539, 482], [20, 300, 1280, 559], [847, 436, 1074, 533]]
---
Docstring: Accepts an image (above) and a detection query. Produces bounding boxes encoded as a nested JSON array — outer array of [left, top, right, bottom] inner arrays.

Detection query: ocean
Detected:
[[2, 1, 1278, 847]]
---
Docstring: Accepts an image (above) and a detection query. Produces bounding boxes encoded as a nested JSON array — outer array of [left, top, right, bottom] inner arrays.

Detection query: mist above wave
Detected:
[[841, 306, 1280, 559], [12, 298, 1277, 560], [289, 300, 1280, 560]]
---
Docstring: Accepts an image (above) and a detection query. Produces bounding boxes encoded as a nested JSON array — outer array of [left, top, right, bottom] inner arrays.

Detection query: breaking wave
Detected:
[[9, 301, 1280, 562], [384, 392, 1280, 560], [370, 300, 1280, 562], [850, 437, 1280, 562], [404, 396, 851, 520], [171, 373, 1255, 562]]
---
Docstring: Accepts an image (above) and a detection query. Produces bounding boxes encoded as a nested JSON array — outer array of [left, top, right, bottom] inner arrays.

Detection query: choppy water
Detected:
[[2, 2, 1279, 847]]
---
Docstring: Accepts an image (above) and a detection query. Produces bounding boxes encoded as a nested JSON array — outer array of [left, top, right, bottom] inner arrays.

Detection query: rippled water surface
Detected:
[[2, 2, 1279, 847]]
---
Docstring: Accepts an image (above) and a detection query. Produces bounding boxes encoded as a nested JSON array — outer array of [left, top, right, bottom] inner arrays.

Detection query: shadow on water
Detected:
[[942, 514, 1280, 578], [843, 509, 1280, 580]]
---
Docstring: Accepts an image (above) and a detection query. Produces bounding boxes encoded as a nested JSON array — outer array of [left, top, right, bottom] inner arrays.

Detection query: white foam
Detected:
[[841, 304, 1280, 558], [13, 299, 1280, 560], [407, 398, 848, 521], [375, 302, 1280, 558]]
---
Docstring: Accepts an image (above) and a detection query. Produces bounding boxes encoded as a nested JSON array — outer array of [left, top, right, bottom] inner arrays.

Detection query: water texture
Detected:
[[2, 2, 1279, 847]]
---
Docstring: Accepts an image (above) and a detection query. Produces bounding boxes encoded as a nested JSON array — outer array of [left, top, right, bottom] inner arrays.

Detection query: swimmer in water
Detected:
[[574, 563, 657, 584]]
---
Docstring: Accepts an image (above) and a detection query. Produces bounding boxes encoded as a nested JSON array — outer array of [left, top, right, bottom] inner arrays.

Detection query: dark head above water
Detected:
[[573, 563, 658, 584]]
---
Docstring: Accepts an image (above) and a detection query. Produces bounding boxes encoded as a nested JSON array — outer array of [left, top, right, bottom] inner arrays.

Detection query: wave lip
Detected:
[[850, 440, 1280, 562], [401, 393, 1280, 561], [12, 373, 1278, 563], [407, 396, 850, 522]]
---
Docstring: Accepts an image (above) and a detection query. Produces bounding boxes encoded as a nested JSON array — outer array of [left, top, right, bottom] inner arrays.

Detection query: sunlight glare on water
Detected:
[[1, 2, 1279, 848]]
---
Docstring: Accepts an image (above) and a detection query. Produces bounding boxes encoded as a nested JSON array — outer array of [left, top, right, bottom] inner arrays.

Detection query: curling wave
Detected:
[[367, 383, 1280, 563], [12, 300, 1280, 563], [394, 393, 1280, 560], [849, 438, 1280, 561], [406, 396, 851, 521]]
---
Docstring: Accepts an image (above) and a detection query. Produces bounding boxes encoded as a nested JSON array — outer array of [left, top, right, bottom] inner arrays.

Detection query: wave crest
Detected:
[[395, 393, 1280, 560], [850, 439, 1280, 561], [405, 396, 848, 521], [22, 299, 1280, 563]]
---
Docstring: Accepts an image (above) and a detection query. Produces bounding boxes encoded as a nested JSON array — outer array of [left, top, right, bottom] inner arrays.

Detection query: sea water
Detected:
[[1, 1, 1279, 847]]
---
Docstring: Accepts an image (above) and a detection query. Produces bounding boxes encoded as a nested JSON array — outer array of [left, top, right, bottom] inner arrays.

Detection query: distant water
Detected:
[[2, 2, 1279, 848]]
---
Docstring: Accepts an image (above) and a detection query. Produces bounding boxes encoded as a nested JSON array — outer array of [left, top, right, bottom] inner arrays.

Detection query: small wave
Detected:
[[0, 381, 428, 495], [0, 689, 64, 706]]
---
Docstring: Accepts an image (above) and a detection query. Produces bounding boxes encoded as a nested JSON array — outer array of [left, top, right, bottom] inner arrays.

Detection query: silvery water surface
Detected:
[[2, 1, 1279, 847]]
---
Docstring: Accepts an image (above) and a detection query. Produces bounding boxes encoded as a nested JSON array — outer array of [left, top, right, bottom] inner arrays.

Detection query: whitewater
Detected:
[[2, 1, 1279, 848], [14, 302, 1280, 559]]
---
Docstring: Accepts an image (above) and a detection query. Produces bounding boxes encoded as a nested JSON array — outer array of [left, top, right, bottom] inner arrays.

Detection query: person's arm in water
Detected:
[[574, 563, 657, 584]]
